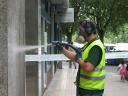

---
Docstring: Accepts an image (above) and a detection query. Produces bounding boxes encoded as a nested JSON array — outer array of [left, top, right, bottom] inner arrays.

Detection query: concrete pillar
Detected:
[[8, 0, 25, 96], [0, 0, 25, 96], [0, 0, 8, 96]]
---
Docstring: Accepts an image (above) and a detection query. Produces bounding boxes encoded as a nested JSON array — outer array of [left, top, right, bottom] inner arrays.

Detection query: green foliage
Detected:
[[72, 32, 78, 42], [61, 0, 128, 42], [105, 24, 128, 43]]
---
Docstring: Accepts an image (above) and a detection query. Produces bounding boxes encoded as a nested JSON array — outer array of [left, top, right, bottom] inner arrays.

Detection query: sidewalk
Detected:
[[104, 66, 128, 96], [43, 69, 77, 96], [44, 62, 128, 96]]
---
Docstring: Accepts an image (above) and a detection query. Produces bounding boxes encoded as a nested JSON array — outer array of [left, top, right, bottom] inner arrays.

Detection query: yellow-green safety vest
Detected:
[[79, 39, 106, 90]]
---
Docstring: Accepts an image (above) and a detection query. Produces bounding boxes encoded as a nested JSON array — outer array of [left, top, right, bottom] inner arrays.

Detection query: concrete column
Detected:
[[0, 0, 8, 96], [8, 0, 25, 96], [0, 0, 25, 96]]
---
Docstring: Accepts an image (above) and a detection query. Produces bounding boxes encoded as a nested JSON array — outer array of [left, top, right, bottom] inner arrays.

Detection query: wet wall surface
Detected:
[[0, 0, 8, 96]]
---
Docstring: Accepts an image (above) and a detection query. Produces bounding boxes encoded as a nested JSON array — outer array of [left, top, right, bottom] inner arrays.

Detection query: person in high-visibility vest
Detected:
[[56, 20, 106, 96]]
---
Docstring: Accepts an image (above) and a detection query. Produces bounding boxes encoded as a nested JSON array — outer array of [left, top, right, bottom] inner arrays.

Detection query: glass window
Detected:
[[45, 21, 52, 72]]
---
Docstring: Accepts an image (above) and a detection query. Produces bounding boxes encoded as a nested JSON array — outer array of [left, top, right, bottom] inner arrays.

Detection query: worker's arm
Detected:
[[76, 60, 95, 72], [62, 48, 76, 61], [57, 43, 101, 72], [77, 46, 102, 72], [62, 48, 94, 72]]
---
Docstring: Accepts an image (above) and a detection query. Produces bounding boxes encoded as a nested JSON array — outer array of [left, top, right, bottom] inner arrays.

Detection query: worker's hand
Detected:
[[75, 52, 81, 62], [55, 42, 64, 51]]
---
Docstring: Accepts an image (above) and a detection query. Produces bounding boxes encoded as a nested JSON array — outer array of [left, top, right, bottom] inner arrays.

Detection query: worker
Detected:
[[55, 20, 106, 96]]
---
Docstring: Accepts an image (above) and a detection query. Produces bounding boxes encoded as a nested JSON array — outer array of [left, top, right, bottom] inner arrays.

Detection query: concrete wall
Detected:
[[0, 0, 8, 96], [8, 0, 25, 96], [0, 0, 54, 96], [0, 0, 25, 96]]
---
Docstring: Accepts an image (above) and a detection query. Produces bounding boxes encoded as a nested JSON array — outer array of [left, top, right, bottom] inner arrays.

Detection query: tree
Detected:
[[80, 0, 128, 42], [61, 0, 128, 43], [105, 24, 128, 43], [60, 0, 83, 43]]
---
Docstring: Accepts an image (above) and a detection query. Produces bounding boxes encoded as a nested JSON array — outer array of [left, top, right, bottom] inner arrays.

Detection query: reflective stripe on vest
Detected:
[[80, 74, 105, 81], [94, 67, 105, 72]]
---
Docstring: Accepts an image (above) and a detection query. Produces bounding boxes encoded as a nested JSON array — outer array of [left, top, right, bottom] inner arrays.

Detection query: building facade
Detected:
[[0, 0, 71, 96]]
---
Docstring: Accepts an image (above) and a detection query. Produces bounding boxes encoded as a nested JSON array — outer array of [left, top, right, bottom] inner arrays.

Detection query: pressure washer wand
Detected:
[[52, 41, 81, 54]]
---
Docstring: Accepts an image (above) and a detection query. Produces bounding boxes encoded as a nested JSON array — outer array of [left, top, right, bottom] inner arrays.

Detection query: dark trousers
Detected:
[[76, 87, 103, 96]]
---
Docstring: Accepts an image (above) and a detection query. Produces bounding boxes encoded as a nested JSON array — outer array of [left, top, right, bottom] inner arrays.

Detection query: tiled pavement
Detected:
[[44, 62, 128, 96]]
